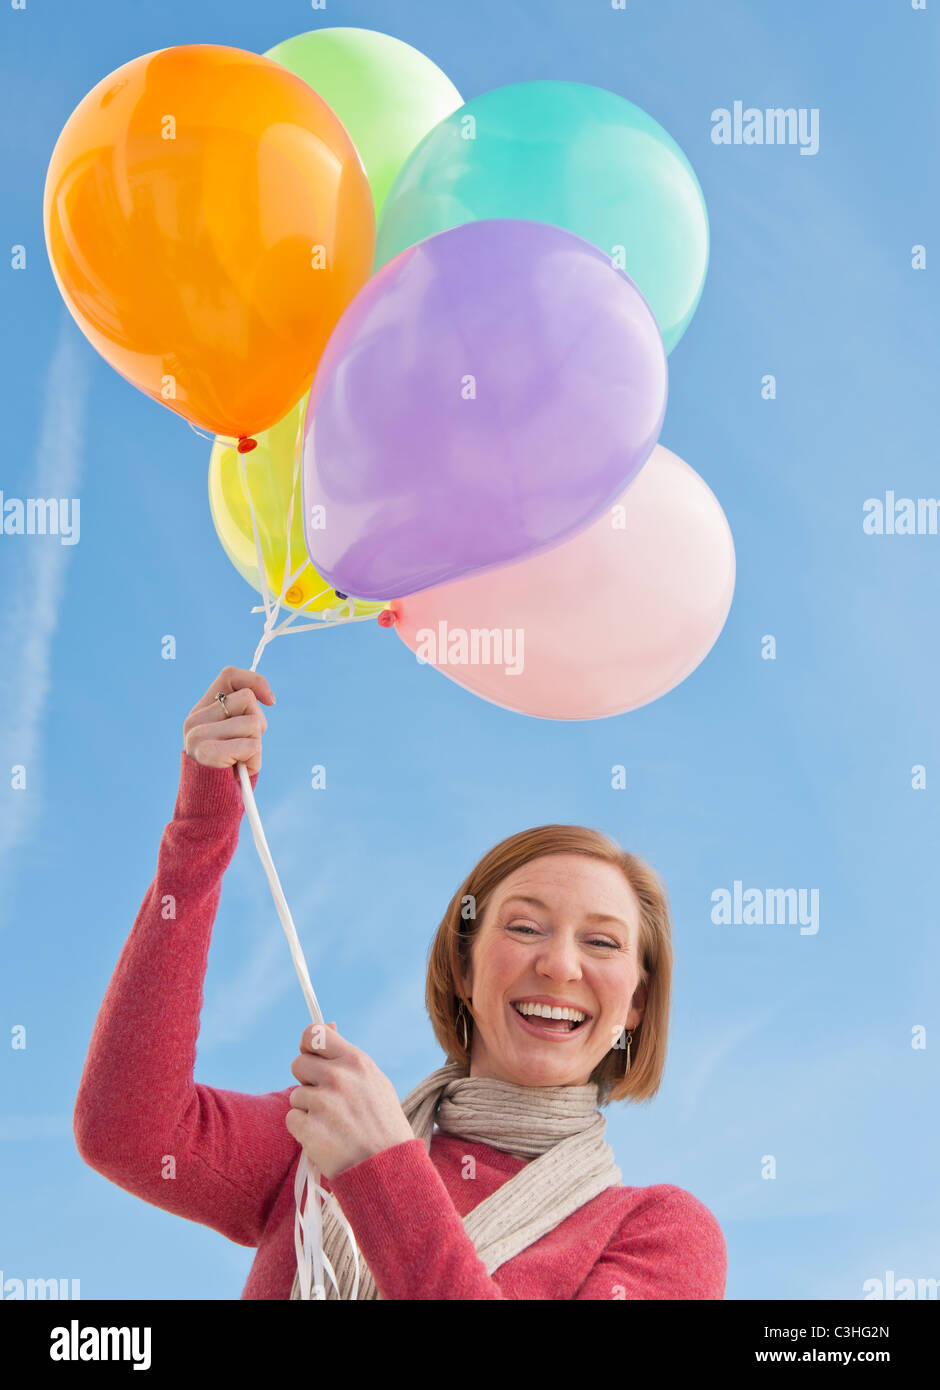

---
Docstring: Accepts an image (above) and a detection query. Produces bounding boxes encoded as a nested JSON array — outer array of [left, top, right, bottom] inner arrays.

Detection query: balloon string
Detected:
[[228, 418, 368, 1300], [235, 753, 337, 1300], [254, 609, 379, 636], [188, 419, 238, 445], [235, 421, 368, 666]]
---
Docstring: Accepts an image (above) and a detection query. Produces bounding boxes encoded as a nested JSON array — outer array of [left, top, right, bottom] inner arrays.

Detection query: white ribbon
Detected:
[[198, 414, 377, 1298]]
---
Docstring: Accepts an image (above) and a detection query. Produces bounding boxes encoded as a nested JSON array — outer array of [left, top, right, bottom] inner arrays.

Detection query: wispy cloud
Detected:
[[197, 784, 441, 1079], [0, 318, 88, 887], [199, 786, 349, 1047], [199, 874, 331, 1047], [0, 1114, 73, 1140], [673, 1001, 788, 1124]]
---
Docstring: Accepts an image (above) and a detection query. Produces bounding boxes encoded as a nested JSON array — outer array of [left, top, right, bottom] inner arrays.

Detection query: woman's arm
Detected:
[[326, 1144, 726, 1300], [73, 669, 297, 1248]]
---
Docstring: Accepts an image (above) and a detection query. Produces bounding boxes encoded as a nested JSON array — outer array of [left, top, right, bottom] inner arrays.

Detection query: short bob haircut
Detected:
[[426, 825, 674, 1107]]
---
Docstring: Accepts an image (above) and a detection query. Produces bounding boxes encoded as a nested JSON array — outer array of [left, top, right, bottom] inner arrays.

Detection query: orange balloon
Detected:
[[43, 45, 375, 438]]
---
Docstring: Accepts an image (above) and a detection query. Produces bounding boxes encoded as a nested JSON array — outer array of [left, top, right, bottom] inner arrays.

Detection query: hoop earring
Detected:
[[457, 999, 471, 1051]]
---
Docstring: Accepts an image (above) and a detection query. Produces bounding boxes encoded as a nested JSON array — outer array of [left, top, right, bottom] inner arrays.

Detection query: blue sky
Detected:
[[2, 0, 938, 1301]]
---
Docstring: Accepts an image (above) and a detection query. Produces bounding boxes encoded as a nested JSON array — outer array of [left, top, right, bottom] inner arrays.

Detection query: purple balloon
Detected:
[[302, 218, 667, 600]]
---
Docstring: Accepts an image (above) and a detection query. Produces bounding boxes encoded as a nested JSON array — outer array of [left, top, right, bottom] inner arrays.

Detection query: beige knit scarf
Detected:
[[289, 1059, 622, 1300]]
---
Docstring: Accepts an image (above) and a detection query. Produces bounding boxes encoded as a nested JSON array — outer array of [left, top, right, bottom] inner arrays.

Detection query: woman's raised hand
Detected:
[[183, 666, 276, 776]]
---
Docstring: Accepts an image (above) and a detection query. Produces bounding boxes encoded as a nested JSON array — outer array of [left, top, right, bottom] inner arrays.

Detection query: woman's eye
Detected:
[[508, 924, 619, 949]]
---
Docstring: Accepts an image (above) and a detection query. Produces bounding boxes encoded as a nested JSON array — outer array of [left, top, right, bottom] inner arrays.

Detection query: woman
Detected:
[[74, 666, 726, 1300]]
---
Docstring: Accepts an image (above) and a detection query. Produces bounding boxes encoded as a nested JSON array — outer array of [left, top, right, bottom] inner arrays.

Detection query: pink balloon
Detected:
[[384, 445, 735, 719]]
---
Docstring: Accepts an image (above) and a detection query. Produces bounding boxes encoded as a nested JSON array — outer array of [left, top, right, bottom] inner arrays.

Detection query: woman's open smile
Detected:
[[510, 1005, 590, 1040]]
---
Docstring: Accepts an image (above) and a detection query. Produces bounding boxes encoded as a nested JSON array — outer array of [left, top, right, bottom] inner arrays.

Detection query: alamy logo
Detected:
[[863, 1270, 939, 1300], [711, 102, 819, 156], [414, 621, 524, 675], [0, 492, 80, 545], [1, 1271, 79, 1299], [863, 492, 938, 535], [711, 880, 819, 935], [49, 1320, 151, 1370]]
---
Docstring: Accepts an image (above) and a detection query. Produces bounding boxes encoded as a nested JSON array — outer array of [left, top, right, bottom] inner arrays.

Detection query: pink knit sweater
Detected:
[[73, 751, 727, 1300]]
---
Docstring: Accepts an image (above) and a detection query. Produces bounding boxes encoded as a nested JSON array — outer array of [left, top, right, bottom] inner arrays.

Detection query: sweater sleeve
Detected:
[[327, 1145, 727, 1300], [327, 1139, 508, 1299], [73, 750, 299, 1249]]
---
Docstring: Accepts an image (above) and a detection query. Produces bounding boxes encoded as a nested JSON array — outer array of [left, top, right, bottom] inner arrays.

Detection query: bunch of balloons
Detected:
[[44, 27, 735, 720]]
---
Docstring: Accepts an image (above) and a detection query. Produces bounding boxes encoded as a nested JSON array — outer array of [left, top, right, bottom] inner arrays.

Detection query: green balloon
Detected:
[[375, 81, 709, 356], [264, 27, 463, 222]]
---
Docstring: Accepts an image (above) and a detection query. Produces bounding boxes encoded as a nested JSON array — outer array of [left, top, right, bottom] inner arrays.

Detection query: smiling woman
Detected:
[[73, 666, 726, 1302], [426, 828, 672, 1103]]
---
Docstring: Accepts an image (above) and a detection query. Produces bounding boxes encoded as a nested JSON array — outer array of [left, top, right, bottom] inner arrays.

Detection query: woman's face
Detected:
[[459, 853, 647, 1088]]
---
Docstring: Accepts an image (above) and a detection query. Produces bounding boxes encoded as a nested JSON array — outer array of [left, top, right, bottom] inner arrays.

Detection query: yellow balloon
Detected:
[[209, 400, 386, 617]]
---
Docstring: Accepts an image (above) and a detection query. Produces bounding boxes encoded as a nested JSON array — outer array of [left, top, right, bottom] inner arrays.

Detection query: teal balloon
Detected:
[[375, 81, 709, 356]]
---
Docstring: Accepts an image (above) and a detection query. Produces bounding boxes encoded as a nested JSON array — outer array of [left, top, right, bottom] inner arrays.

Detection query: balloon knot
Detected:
[[334, 590, 348, 600], [237, 436, 257, 454], [377, 609, 396, 628]]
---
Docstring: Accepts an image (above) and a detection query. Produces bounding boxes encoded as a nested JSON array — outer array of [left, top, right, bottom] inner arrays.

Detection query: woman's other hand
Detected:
[[183, 666, 276, 776]]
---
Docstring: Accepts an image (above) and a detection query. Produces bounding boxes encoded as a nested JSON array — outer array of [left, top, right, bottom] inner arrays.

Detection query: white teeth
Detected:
[[513, 1001, 586, 1023]]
